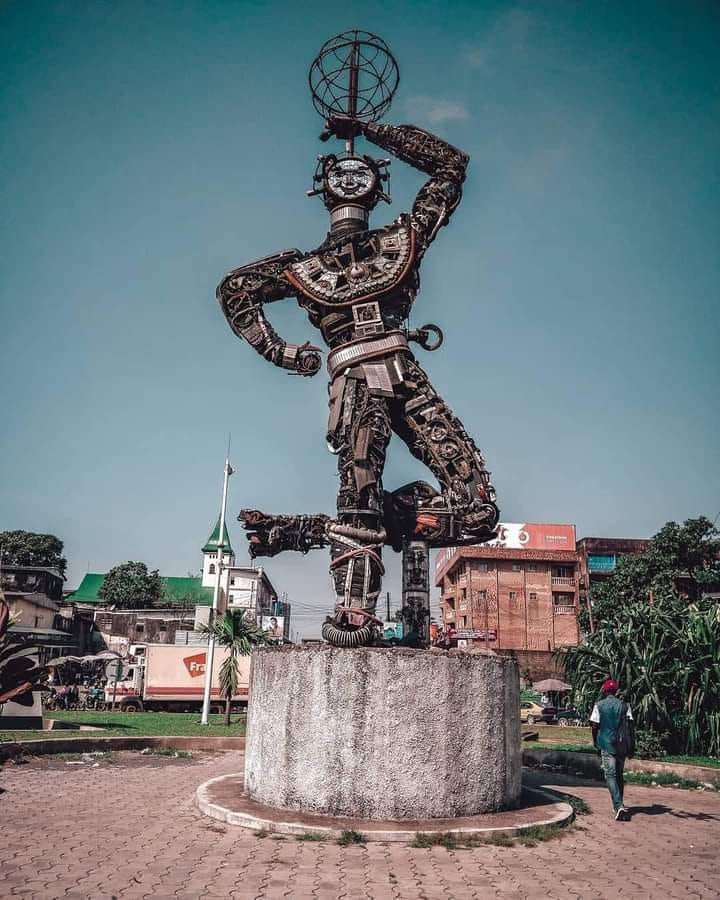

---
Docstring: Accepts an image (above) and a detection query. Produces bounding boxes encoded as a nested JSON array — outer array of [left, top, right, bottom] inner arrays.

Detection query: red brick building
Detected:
[[435, 523, 580, 681]]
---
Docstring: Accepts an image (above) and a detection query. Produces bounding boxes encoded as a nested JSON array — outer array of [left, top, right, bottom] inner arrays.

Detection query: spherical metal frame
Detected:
[[309, 29, 399, 123]]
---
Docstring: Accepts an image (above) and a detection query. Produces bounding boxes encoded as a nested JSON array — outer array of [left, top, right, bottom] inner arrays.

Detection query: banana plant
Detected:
[[0, 597, 47, 708]]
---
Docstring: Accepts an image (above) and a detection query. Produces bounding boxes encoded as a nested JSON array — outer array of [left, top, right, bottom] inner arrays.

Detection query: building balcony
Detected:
[[551, 576, 576, 588], [553, 605, 576, 615]]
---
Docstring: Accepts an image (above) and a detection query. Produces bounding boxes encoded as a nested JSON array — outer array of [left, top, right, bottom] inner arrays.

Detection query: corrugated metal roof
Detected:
[[68, 574, 212, 607]]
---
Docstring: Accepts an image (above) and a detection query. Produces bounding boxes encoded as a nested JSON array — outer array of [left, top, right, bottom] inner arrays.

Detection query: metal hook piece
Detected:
[[407, 323, 444, 352]]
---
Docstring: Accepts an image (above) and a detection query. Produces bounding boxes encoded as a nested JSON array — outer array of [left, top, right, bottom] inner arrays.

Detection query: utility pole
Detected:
[[201, 452, 233, 725]]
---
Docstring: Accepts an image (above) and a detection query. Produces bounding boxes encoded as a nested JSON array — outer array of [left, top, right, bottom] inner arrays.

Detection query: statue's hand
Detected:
[[295, 342, 323, 377], [320, 115, 365, 142]]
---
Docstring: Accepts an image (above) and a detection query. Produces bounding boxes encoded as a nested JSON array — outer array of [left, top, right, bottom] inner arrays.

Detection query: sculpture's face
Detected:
[[324, 158, 377, 202]]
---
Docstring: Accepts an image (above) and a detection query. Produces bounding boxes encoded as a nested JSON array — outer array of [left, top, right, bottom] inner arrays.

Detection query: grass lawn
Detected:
[[0, 710, 246, 743], [525, 742, 595, 753], [661, 755, 720, 769], [527, 725, 593, 746], [524, 732, 720, 769]]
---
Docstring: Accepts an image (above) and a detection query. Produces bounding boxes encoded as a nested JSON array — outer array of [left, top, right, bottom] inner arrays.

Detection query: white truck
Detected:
[[104, 643, 250, 713]]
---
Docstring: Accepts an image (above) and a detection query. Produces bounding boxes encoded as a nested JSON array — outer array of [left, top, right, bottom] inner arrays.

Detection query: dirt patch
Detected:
[[10, 749, 225, 771]]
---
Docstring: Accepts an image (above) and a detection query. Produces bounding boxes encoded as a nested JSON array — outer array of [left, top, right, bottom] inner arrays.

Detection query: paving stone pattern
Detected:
[[1, 750, 718, 899]]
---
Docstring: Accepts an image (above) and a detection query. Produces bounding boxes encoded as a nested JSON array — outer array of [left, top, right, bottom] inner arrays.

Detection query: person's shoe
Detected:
[[614, 808, 625, 821], [621, 806, 630, 818]]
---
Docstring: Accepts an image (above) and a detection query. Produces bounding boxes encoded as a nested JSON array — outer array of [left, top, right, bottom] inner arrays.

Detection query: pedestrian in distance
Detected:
[[590, 678, 635, 821]]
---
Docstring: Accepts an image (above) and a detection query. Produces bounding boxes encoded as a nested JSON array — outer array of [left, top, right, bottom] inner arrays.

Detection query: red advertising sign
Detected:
[[183, 652, 207, 678], [485, 523, 575, 551], [435, 523, 576, 577]]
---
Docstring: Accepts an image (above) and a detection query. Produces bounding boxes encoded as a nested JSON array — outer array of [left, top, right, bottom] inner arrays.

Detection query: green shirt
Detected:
[[591, 695, 630, 754]]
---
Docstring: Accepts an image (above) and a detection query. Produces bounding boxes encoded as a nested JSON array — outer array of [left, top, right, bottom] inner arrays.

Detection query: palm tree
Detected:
[[196, 609, 268, 725]]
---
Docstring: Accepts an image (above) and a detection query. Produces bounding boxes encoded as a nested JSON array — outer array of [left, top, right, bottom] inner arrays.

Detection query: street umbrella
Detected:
[[533, 678, 571, 692]]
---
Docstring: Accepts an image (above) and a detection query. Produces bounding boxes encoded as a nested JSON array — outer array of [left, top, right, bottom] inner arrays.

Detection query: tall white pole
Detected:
[[201, 455, 232, 725]]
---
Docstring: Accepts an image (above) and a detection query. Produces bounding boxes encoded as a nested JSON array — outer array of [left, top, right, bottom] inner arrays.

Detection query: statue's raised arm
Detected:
[[364, 122, 469, 251], [217, 249, 321, 376]]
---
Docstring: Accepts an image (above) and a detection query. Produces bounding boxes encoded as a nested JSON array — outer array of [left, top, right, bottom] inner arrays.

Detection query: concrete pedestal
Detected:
[[244, 645, 521, 819]]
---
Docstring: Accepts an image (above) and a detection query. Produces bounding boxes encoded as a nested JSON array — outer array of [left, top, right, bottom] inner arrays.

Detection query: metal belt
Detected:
[[327, 331, 409, 380]]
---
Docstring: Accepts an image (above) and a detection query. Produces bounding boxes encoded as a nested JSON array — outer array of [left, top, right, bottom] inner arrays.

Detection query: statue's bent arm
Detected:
[[364, 122, 469, 251], [217, 249, 321, 377]]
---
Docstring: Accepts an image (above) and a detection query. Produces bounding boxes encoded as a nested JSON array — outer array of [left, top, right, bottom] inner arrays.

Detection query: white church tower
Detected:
[[201, 516, 235, 588]]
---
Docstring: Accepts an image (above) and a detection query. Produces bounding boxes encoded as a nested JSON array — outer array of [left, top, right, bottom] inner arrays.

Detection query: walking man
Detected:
[[590, 679, 633, 820]]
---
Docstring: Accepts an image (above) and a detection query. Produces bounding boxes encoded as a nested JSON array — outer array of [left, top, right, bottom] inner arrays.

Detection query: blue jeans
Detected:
[[600, 751, 626, 811]]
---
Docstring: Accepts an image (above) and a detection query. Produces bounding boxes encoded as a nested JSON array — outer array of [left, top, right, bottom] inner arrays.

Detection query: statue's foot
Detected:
[[384, 481, 440, 550], [239, 509, 330, 558], [461, 501, 500, 542], [384, 486, 500, 547], [321, 608, 380, 647]]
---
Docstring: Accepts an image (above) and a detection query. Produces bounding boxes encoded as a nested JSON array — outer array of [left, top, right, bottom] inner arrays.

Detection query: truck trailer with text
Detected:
[[104, 644, 250, 713]]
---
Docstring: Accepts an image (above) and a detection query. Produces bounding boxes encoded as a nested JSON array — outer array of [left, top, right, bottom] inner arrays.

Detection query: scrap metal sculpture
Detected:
[[218, 31, 499, 647]]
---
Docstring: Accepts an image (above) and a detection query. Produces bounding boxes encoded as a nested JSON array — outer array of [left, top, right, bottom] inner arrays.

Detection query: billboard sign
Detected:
[[261, 616, 284, 642], [484, 523, 575, 551], [455, 628, 497, 641], [435, 523, 576, 577], [381, 621, 403, 641]]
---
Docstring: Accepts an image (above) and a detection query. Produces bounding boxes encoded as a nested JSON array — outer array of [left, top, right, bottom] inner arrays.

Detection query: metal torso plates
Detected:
[[285, 224, 415, 307]]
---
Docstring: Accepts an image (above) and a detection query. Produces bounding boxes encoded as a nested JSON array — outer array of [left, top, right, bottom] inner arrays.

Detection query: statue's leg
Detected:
[[389, 357, 499, 546], [322, 377, 391, 647]]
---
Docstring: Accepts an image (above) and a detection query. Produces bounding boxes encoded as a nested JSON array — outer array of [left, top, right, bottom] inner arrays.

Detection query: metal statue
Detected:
[[217, 30, 499, 647]]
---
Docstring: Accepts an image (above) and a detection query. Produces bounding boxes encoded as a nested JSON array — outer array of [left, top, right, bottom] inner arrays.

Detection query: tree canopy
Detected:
[[98, 561, 164, 610], [565, 517, 720, 756], [0, 530, 67, 577]]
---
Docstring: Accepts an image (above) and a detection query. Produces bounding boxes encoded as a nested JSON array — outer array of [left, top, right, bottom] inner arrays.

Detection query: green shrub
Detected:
[[337, 830, 365, 846], [635, 729, 669, 759]]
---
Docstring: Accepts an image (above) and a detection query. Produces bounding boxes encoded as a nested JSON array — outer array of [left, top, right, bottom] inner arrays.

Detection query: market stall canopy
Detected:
[[533, 678, 571, 692], [47, 651, 121, 666]]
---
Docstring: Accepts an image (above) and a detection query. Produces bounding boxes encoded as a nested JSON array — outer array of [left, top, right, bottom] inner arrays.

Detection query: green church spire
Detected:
[[202, 516, 234, 556]]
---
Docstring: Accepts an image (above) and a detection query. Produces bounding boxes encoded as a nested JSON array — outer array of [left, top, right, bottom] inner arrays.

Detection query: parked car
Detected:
[[555, 707, 588, 727], [520, 701, 556, 725]]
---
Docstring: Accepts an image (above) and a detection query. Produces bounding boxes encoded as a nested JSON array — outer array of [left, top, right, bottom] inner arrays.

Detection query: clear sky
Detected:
[[2, 1, 718, 637]]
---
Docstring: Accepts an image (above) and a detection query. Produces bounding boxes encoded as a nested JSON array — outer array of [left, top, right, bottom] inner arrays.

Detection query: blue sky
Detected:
[[2, 1, 718, 636]]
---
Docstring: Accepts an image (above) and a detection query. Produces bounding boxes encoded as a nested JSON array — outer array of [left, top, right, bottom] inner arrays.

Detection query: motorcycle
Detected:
[[84, 686, 106, 711]]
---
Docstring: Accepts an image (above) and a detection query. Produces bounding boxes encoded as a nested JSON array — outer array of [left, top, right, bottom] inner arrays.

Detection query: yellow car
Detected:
[[520, 701, 555, 725]]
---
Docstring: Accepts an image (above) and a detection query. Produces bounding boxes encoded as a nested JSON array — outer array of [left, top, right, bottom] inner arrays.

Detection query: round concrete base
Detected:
[[195, 772, 573, 842], [245, 645, 521, 819]]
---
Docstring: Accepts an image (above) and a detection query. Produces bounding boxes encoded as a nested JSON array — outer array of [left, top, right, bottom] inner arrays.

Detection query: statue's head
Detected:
[[308, 153, 391, 237]]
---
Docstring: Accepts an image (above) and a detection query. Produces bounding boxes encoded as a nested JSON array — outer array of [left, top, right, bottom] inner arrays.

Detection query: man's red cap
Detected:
[[601, 679, 619, 693]]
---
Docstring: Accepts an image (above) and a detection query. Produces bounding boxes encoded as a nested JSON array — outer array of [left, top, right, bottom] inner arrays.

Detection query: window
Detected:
[[209, 564, 215, 575], [511, 563, 522, 572], [230, 577, 236, 586], [460, 587, 467, 606], [136, 623, 145, 633], [528, 563, 539, 572], [553, 593, 574, 606], [529, 592, 537, 601], [476, 562, 489, 572], [476, 590, 487, 602], [509, 591, 518, 601], [552, 566, 573, 578]]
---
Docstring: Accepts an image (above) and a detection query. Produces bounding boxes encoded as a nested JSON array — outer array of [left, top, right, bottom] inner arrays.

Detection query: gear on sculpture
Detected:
[[217, 32, 499, 647]]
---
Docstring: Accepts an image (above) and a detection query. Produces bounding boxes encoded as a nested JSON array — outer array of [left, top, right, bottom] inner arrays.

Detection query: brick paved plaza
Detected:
[[1, 749, 718, 899]]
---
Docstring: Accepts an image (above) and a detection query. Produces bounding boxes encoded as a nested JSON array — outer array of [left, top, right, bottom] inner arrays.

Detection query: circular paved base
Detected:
[[195, 772, 573, 842]]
